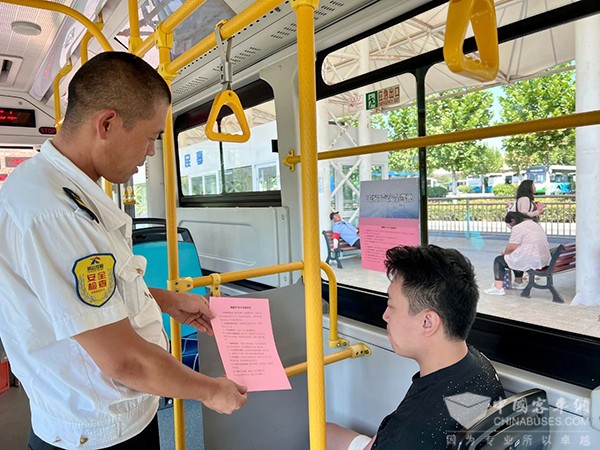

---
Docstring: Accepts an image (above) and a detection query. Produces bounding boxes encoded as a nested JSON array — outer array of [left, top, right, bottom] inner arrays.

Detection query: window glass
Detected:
[[0, 147, 37, 189], [317, 15, 593, 337], [177, 100, 278, 197], [322, 0, 582, 87]]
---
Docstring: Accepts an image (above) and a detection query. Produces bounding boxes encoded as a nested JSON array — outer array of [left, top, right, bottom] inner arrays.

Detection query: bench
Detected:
[[520, 242, 576, 303], [322, 230, 361, 269]]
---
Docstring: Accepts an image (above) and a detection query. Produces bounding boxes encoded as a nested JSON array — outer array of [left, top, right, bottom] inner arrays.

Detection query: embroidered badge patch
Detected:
[[72, 254, 116, 307]]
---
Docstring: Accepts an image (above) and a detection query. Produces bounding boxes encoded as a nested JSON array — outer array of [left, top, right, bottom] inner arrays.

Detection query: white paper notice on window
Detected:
[[209, 297, 292, 392]]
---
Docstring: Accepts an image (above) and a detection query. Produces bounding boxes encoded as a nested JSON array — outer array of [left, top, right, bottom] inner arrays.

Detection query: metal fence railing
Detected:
[[427, 195, 576, 238]]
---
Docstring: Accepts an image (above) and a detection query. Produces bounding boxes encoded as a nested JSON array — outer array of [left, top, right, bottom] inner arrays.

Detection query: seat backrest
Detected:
[[132, 229, 207, 340], [449, 388, 549, 450]]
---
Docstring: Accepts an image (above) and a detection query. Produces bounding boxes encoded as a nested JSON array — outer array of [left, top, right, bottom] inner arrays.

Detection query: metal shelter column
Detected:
[[416, 67, 429, 245], [573, 14, 600, 306]]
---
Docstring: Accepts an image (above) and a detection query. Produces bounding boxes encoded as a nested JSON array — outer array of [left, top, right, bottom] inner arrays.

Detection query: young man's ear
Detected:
[[421, 310, 441, 337]]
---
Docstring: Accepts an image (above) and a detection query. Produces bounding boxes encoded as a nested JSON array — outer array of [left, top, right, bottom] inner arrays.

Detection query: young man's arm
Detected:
[[326, 423, 375, 450], [74, 319, 247, 414]]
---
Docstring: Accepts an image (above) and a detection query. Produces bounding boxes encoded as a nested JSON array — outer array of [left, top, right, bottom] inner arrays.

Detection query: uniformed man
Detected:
[[0, 52, 247, 450]]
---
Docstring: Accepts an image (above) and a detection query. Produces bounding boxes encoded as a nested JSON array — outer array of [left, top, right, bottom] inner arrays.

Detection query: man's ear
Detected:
[[95, 110, 119, 140], [421, 309, 441, 337]]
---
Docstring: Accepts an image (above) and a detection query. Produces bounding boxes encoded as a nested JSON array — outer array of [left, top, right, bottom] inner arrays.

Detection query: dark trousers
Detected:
[[493, 255, 524, 281], [28, 415, 160, 450]]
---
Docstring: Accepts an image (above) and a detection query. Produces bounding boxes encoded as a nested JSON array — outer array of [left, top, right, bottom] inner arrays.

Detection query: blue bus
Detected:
[[526, 165, 576, 194]]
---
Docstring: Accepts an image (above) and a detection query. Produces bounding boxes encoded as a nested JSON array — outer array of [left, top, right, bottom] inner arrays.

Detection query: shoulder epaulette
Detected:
[[63, 187, 99, 223]]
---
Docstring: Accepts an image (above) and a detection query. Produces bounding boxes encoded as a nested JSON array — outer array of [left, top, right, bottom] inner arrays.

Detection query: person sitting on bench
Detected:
[[485, 212, 551, 296], [331, 211, 360, 249]]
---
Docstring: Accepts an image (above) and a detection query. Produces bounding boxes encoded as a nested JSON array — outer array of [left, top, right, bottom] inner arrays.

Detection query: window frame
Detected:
[[174, 79, 282, 208]]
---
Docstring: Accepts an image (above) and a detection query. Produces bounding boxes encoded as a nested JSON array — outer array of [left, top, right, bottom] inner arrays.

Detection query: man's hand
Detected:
[[204, 377, 248, 414], [151, 288, 215, 336]]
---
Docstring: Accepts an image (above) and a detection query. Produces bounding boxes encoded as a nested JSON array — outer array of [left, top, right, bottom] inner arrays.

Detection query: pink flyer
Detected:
[[209, 297, 291, 392]]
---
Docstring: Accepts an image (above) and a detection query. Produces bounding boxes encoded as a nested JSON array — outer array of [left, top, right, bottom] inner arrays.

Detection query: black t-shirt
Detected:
[[372, 346, 505, 450]]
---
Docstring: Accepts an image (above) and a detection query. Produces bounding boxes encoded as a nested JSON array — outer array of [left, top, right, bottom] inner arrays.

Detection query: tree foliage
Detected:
[[499, 68, 575, 171], [372, 89, 498, 187]]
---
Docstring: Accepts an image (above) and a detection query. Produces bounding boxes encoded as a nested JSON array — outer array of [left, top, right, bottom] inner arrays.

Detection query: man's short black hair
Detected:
[[330, 211, 339, 220], [62, 51, 171, 132], [384, 245, 478, 341]]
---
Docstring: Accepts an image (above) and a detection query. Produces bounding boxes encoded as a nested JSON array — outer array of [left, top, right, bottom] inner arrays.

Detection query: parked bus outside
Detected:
[[526, 165, 576, 194]]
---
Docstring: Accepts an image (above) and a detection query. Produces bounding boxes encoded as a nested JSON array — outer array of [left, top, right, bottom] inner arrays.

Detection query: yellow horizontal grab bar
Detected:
[[205, 90, 251, 143], [193, 261, 305, 288], [285, 343, 372, 378], [444, 0, 499, 82], [285, 110, 600, 165]]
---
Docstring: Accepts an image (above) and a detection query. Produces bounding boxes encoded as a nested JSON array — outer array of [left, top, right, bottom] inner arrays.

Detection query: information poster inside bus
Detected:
[[359, 178, 420, 272]]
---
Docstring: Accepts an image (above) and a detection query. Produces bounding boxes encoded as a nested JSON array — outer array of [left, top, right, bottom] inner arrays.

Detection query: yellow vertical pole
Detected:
[[128, 0, 142, 53], [156, 29, 186, 450], [290, 1, 324, 449], [53, 58, 72, 131]]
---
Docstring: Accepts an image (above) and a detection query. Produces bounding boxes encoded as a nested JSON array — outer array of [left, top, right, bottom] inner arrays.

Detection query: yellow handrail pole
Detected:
[[285, 343, 371, 377], [127, 0, 142, 53], [320, 262, 343, 347], [285, 110, 600, 166], [4, 0, 112, 52], [80, 13, 104, 64], [103, 179, 112, 199], [291, 0, 324, 448], [134, 0, 208, 58], [193, 262, 305, 287], [191, 260, 349, 347], [168, 0, 283, 73], [52, 59, 72, 130], [155, 27, 187, 450]]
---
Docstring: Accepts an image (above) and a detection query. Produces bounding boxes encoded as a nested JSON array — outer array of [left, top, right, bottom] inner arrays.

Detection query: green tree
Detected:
[[371, 108, 418, 174], [499, 67, 575, 171], [371, 89, 497, 190], [426, 89, 495, 189]]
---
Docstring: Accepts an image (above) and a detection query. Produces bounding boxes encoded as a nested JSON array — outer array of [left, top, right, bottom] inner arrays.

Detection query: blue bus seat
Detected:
[[131, 220, 206, 371]]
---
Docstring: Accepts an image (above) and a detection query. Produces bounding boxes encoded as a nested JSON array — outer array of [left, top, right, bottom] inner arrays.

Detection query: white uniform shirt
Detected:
[[0, 140, 168, 449], [505, 219, 551, 272]]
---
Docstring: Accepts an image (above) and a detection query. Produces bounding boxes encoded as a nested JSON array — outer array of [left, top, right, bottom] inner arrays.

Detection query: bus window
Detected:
[[176, 98, 281, 205], [0, 147, 37, 189]]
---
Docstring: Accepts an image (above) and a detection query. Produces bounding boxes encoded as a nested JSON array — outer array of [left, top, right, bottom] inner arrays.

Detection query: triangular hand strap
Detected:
[[205, 90, 251, 143], [443, 0, 499, 82]]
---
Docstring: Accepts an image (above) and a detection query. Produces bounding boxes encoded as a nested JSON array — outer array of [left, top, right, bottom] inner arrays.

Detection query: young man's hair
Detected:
[[384, 245, 478, 341], [62, 51, 171, 132], [516, 179, 535, 202]]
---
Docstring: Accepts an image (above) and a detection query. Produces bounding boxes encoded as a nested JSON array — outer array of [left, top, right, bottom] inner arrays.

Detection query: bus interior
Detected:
[[0, 0, 599, 449]]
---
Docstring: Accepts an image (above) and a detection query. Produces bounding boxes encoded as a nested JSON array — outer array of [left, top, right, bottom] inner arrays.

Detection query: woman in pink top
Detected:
[[485, 212, 551, 296], [511, 180, 546, 222]]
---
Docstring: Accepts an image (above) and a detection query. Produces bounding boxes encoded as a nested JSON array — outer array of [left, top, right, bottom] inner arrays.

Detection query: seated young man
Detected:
[[327, 245, 505, 450]]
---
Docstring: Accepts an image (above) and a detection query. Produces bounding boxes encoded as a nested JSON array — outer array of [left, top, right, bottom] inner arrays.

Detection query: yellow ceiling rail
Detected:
[[285, 343, 372, 378], [133, 0, 208, 57], [80, 12, 104, 64], [284, 110, 600, 168], [168, 0, 284, 74], [205, 21, 251, 143], [52, 58, 72, 130], [444, 0, 499, 82], [4, 0, 112, 52]]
